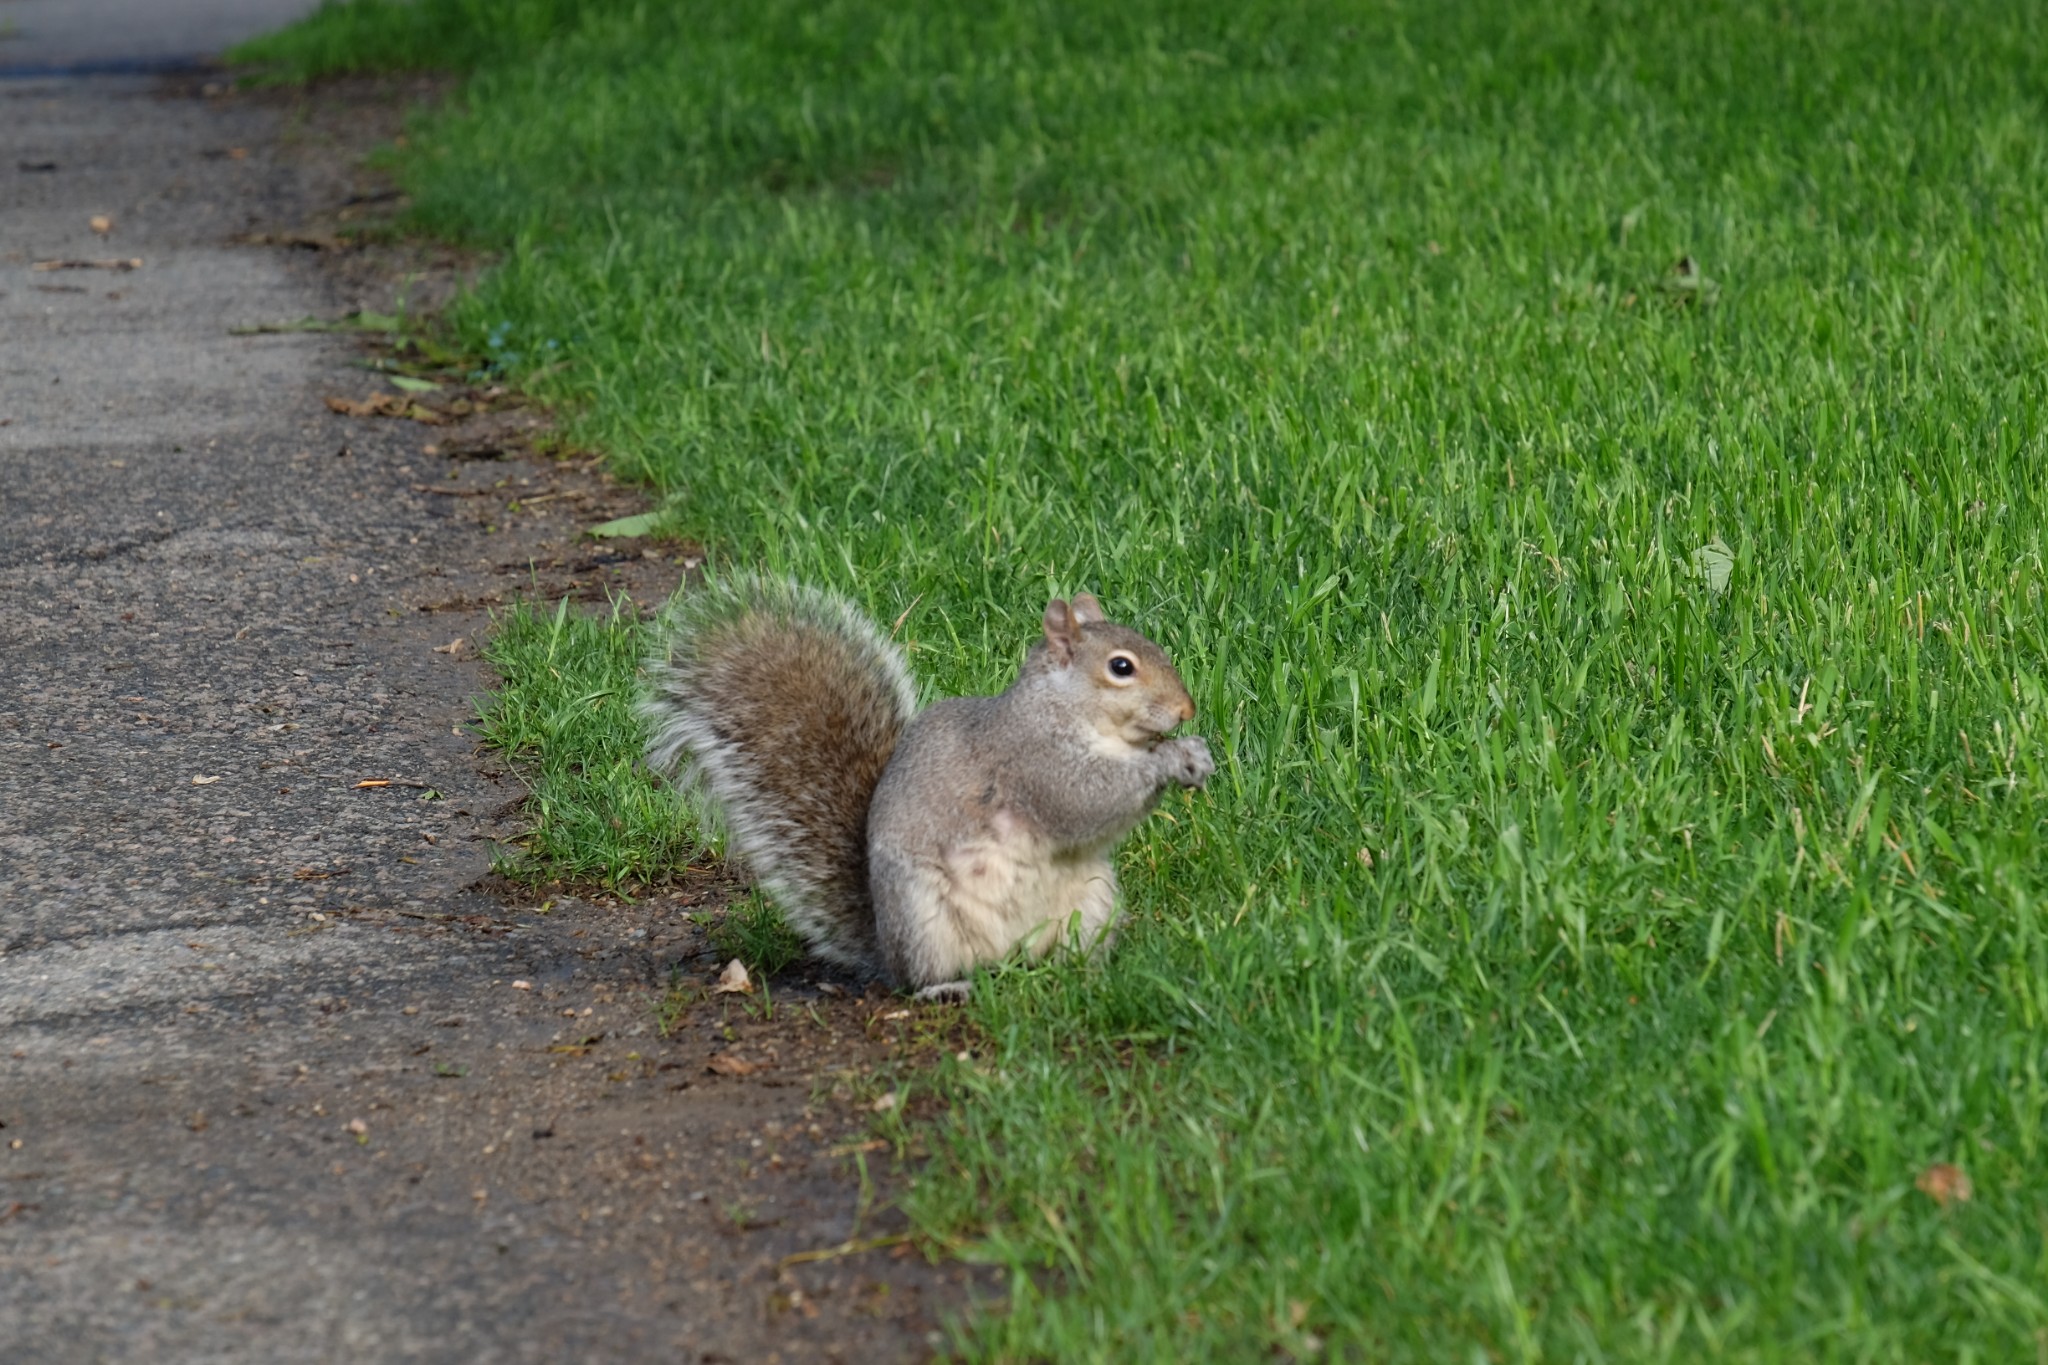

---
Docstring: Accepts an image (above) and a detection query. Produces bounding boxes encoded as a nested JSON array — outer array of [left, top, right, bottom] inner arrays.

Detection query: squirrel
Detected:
[[638, 576, 1214, 1000]]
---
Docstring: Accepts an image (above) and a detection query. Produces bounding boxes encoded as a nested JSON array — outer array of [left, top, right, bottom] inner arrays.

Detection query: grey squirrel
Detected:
[[638, 577, 1214, 1000]]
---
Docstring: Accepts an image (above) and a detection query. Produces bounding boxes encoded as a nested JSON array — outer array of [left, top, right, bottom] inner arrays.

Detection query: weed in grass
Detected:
[[653, 966, 703, 1038], [253, 0, 2048, 1359], [707, 890, 807, 978]]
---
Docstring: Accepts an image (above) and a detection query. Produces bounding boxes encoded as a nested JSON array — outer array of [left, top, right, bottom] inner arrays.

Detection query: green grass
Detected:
[[245, 1, 2048, 1357], [475, 598, 697, 886], [708, 889, 808, 976]]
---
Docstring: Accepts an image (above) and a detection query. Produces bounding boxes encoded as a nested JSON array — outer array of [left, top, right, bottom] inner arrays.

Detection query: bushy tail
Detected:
[[639, 576, 918, 972]]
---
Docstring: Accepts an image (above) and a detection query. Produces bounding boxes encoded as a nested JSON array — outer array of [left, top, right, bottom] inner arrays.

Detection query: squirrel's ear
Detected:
[[1070, 592, 1106, 625], [1042, 598, 1080, 664]]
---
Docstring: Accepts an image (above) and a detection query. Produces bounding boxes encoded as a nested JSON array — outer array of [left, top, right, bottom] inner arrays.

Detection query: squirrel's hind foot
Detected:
[[911, 979, 972, 1004]]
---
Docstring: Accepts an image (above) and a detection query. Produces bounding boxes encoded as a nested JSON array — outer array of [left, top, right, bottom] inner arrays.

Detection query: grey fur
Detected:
[[638, 577, 917, 969], [640, 579, 1211, 993]]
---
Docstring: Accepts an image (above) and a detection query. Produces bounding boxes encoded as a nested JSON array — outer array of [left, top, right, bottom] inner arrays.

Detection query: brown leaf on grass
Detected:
[[1916, 1163, 1972, 1206], [706, 1052, 760, 1078]]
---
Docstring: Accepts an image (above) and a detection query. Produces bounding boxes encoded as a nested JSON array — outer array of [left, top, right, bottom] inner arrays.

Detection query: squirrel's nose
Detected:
[[1178, 696, 1195, 723]]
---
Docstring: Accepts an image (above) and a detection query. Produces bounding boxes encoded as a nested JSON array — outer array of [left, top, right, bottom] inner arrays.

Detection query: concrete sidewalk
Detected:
[[0, 69, 574, 1362], [0, 0, 321, 74], [1, 56, 980, 1365]]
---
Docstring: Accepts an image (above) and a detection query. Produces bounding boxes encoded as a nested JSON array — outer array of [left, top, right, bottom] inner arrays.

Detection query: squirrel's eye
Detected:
[[1108, 655, 1137, 678]]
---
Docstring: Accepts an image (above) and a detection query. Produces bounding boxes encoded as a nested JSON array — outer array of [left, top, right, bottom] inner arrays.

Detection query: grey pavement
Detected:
[[1, 79, 501, 1039], [0, 70, 556, 1362], [1, 49, 976, 1365], [1, 0, 322, 73]]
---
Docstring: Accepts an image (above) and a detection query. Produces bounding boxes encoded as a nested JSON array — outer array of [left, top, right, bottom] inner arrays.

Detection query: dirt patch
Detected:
[[256, 885, 996, 1363], [218, 72, 1005, 1359]]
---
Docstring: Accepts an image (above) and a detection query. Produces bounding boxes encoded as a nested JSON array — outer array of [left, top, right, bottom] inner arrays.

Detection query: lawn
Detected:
[[241, 1, 2048, 1358]]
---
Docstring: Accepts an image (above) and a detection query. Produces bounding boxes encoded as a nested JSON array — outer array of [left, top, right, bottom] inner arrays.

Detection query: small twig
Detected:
[[825, 1138, 890, 1157], [33, 258, 141, 272], [889, 594, 924, 639], [777, 1233, 911, 1269], [412, 484, 495, 497]]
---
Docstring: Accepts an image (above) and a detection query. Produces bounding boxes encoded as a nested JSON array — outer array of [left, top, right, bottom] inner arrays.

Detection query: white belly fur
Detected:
[[939, 822, 1118, 965]]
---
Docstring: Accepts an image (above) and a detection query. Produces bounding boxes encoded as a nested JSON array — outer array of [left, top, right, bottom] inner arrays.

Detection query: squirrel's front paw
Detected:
[[1163, 735, 1215, 788]]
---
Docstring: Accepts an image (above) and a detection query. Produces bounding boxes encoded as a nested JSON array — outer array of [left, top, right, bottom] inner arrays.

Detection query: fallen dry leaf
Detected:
[[325, 392, 445, 423], [432, 638, 467, 656], [190, 775, 222, 786], [712, 958, 753, 995], [510, 980, 533, 991], [1916, 1162, 1972, 1206], [870, 1091, 899, 1113], [706, 1052, 759, 1078], [326, 393, 399, 417], [89, 215, 112, 235]]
